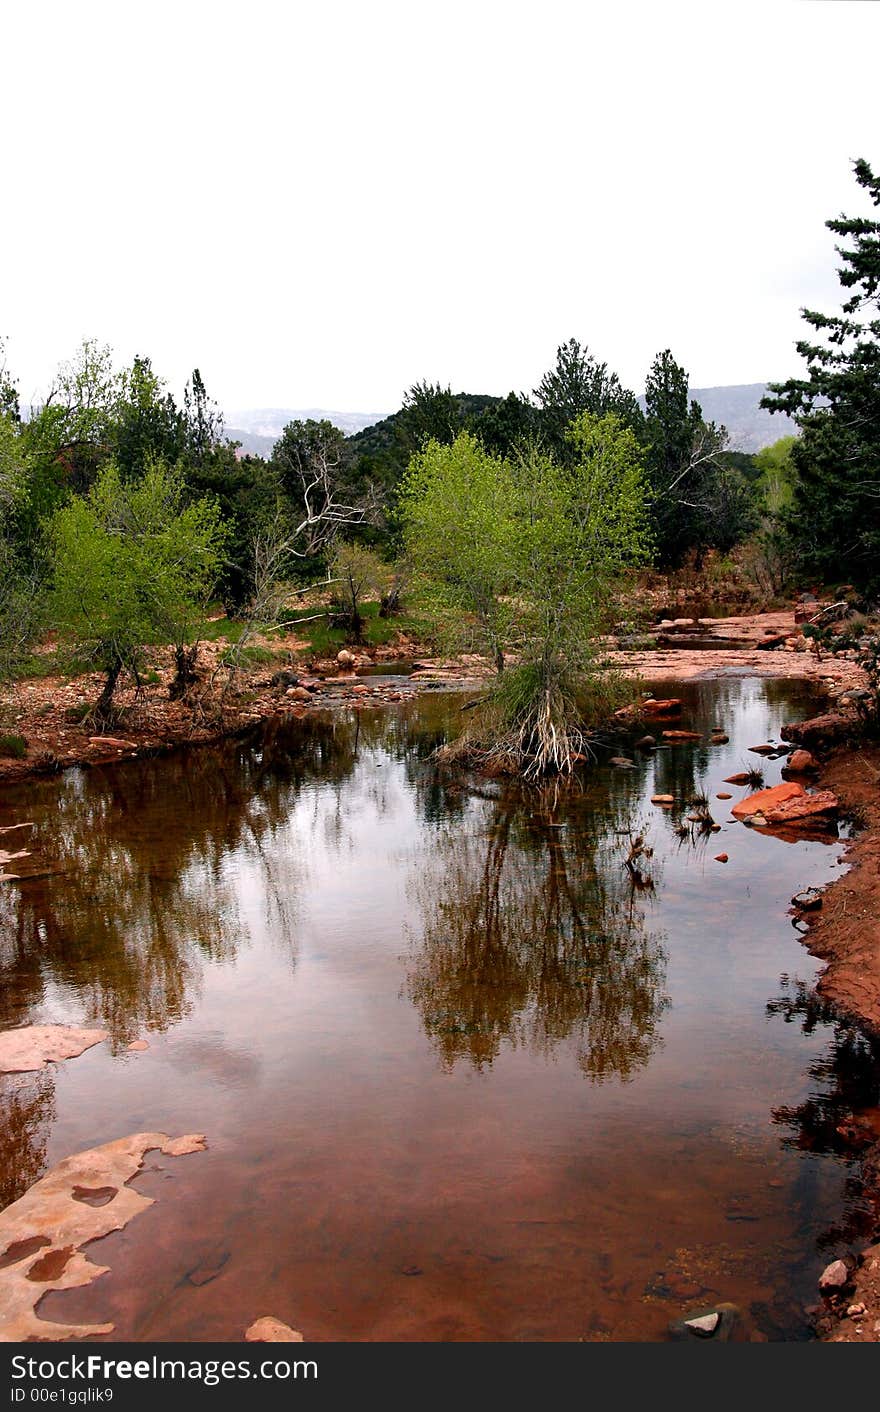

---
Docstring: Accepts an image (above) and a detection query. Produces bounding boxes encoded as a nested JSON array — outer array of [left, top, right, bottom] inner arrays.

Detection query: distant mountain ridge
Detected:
[[225, 384, 794, 458], [225, 407, 387, 457], [683, 383, 795, 453]]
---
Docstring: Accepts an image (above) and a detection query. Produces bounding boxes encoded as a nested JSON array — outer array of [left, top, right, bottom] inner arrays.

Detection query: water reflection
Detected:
[[407, 777, 669, 1078], [0, 1072, 55, 1208], [768, 976, 880, 1251]]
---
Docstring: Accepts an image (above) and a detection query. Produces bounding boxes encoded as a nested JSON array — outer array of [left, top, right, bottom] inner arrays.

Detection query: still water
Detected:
[[0, 677, 875, 1341]]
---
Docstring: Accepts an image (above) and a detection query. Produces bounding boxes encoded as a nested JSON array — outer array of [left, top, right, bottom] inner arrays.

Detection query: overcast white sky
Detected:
[[2, 1, 878, 417]]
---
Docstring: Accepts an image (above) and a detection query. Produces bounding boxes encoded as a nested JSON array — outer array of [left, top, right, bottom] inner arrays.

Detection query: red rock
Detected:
[[731, 782, 805, 820], [651, 794, 675, 805], [764, 790, 839, 825], [714, 854, 729, 863], [723, 773, 752, 785], [641, 698, 683, 716], [786, 749, 819, 773], [661, 730, 702, 741], [286, 686, 311, 702], [716, 792, 732, 800]]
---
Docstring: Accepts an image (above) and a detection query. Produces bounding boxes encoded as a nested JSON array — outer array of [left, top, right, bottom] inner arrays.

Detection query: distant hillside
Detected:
[[225, 385, 795, 459], [225, 407, 388, 458], [686, 384, 795, 452]]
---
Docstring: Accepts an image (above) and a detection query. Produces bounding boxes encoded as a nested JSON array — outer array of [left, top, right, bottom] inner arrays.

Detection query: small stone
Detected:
[[819, 1259, 850, 1292], [710, 734, 729, 744], [336, 650, 354, 667], [651, 795, 675, 805], [127, 1039, 149, 1052], [635, 735, 656, 749], [286, 686, 312, 702], [684, 1312, 719, 1336], [846, 1303, 866, 1318], [609, 757, 635, 768], [791, 888, 823, 911], [716, 792, 732, 800], [714, 853, 729, 863], [749, 744, 777, 755]]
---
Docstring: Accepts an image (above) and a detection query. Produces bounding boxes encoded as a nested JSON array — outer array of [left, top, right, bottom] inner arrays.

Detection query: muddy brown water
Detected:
[[0, 677, 877, 1342]]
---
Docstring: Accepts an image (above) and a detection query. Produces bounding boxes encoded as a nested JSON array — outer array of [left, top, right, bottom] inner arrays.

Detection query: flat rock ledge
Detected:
[[0, 1025, 109, 1074], [0, 1131, 206, 1341]]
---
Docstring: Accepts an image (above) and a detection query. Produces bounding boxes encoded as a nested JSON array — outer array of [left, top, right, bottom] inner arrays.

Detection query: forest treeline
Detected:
[[0, 157, 877, 770]]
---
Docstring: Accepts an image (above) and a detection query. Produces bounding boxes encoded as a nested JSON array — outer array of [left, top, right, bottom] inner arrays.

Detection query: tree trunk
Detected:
[[170, 643, 200, 700], [94, 660, 122, 726]]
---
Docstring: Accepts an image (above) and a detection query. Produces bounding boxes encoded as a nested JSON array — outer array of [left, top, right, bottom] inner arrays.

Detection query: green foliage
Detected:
[[644, 348, 756, 567], [0, 734, 27, 760], [400, 416, 650, 774], [49, 461, 227, 717], [763, 159, 880, 594], [753, 436, 797, 514], [329, 542, 386, 642], [534, 338, 643, 454], [400, 432, 516, 669]]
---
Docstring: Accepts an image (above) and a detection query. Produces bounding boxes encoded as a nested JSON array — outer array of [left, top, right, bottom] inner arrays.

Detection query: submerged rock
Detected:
[[0, 1131, 206, 1340], [0, 1025, 108, 1074]]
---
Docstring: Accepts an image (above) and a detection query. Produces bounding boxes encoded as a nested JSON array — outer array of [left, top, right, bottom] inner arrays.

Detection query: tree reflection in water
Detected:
[[407, 775, 669, 1078], [767, 975, 880, 1250], [0, 1072, 55, 1209]]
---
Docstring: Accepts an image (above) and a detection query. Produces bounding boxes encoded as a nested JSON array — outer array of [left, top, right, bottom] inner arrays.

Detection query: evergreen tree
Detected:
[[644, 349, 753, 567], [534, 339, 642, 453], [763, 158, 880, 592]]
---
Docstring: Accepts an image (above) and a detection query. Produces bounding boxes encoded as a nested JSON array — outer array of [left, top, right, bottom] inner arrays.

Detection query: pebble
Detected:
[[715, 854, 729, 863]]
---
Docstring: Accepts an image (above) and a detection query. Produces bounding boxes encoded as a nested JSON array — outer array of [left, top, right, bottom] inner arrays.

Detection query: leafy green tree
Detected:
[[0, 413, 42, 678], [50, 461, 227, 720], [400, 432, 516, 672], [329, 542, 386, 642], [0, 337, 19, 422], [534, 339, 643, 453], [753, 435, 798, 514], [400, 416, 650, 775], [763, 158, 880, 593], [24, 339, 120, 495]]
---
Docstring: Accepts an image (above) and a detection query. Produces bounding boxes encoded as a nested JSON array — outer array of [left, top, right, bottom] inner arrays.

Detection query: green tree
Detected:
[[50, 461, 227, 720], [0, 412, 42, 679], [112, 355, 185, 479], [400, 416, 650, 776], [400, 432, 515, 672], [534, 339, 643, 453], [24, 339, 120, 495], [644, 348, 753, 567], [329, 542, 386, 642], [753, 435, 798, 514], [763, 159, 880, 593]]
